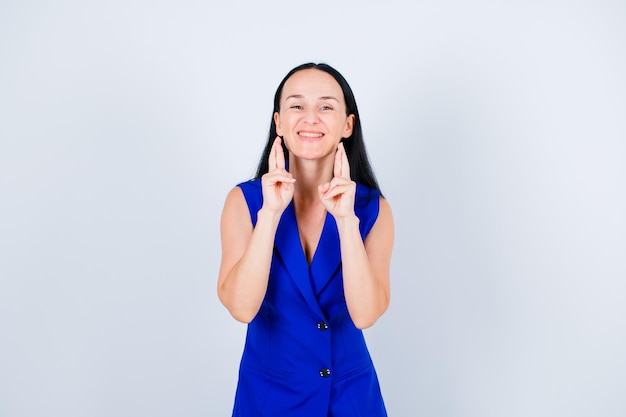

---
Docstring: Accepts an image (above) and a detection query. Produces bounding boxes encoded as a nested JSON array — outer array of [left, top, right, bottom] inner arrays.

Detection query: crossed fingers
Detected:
[[261, 137, 295, 212], [319, 143, 356, 215], [268, 136, 286, 171]]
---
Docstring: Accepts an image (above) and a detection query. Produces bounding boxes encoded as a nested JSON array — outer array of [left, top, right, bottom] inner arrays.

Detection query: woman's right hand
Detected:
[[261, 137, 295, 214], [218, 137, 293, 323]]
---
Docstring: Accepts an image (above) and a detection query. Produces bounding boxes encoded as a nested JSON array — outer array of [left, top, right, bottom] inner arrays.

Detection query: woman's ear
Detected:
[[274, 112, 283, 136], [342, 114, 355, 138]]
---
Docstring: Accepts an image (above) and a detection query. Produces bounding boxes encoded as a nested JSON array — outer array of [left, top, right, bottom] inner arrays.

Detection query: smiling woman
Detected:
[[217, 63, 394, 416], [274, 69, 355, 160]]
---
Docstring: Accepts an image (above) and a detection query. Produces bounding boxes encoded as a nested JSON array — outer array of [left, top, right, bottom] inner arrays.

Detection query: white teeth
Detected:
[[299, 132, 323, 138]]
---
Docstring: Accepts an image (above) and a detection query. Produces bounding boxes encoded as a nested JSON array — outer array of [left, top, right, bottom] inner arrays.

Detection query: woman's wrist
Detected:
[[334, 213, 360, 232], [257, 207, 284, 224]]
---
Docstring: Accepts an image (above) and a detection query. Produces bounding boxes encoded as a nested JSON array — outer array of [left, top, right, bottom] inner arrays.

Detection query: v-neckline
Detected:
[[274, 202, 342, 303], [299, 211, 330, 267], [292, 199, 329, 266]]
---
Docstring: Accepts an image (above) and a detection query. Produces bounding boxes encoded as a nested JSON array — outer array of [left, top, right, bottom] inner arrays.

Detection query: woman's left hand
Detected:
[[318, 142, 356, 219]]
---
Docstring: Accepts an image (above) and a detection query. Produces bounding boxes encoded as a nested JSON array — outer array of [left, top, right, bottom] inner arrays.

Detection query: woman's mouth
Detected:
[[298, 131, 324, 142]]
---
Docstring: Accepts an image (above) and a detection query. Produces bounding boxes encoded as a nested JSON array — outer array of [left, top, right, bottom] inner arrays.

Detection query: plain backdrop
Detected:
[[1, 1, 625, 416]]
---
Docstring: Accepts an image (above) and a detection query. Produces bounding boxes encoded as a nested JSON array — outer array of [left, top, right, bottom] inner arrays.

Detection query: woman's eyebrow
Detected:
[[284, 94, 339, 102]]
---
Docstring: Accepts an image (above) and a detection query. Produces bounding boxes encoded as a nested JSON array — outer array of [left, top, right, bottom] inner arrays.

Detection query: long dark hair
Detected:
[[254, 63, 382, 194]]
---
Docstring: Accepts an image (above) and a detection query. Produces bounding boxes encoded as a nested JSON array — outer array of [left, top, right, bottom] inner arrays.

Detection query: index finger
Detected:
[[275, 137, 286, 170], [268, 136, 285, 170], [335, 142, 351, 179]]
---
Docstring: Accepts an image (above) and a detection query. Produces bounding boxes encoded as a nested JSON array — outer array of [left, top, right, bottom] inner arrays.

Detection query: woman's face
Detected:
[[274, 69, 354, 161]]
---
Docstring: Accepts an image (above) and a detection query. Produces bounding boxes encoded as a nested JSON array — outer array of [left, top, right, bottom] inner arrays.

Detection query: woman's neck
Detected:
[[289, 154, 334, 205]]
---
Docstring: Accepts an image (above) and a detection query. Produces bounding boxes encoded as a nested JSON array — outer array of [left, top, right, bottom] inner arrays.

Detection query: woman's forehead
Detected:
[[281, 69, 343, 101]]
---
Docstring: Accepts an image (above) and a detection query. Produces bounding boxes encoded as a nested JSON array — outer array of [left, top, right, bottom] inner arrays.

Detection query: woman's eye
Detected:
[[290, 105, 303, 110], [321, 105, 333, 111]]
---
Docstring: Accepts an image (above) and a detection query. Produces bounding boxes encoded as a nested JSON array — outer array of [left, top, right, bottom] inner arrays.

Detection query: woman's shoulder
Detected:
[[354, 182, 381, 212], [354, 182, 382, 239], [234, 179, 262, 226], [355, 182, 380, 200], [237, 178, 262, 192]]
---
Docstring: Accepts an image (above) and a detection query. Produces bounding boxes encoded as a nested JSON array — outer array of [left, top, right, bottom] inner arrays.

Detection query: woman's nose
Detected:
[[304, 108, 319, 124]]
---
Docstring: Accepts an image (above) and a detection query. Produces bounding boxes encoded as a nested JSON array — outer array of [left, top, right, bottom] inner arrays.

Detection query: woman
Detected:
[[218, 63, 394, 416]]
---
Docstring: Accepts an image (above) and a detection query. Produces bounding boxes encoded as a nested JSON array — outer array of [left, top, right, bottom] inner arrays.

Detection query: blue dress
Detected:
[[232, 179, 387, 417]]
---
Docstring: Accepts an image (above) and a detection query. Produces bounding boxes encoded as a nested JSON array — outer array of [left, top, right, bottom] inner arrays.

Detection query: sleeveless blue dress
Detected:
[[232, 179, 387, 417]]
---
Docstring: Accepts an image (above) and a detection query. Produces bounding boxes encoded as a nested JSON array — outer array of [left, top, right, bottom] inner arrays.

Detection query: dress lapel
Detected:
[[274, 203, 325, 318]]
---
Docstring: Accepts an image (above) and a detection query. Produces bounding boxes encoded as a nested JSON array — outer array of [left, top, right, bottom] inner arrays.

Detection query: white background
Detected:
[[1, 1, 625, 416]]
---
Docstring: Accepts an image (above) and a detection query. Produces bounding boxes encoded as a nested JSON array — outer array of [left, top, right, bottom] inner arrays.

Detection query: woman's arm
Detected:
[[336, 198, 394, 329], [217, 188, 281, 323], [318, 143, 394, 329], [217, 138, 294, 323]]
